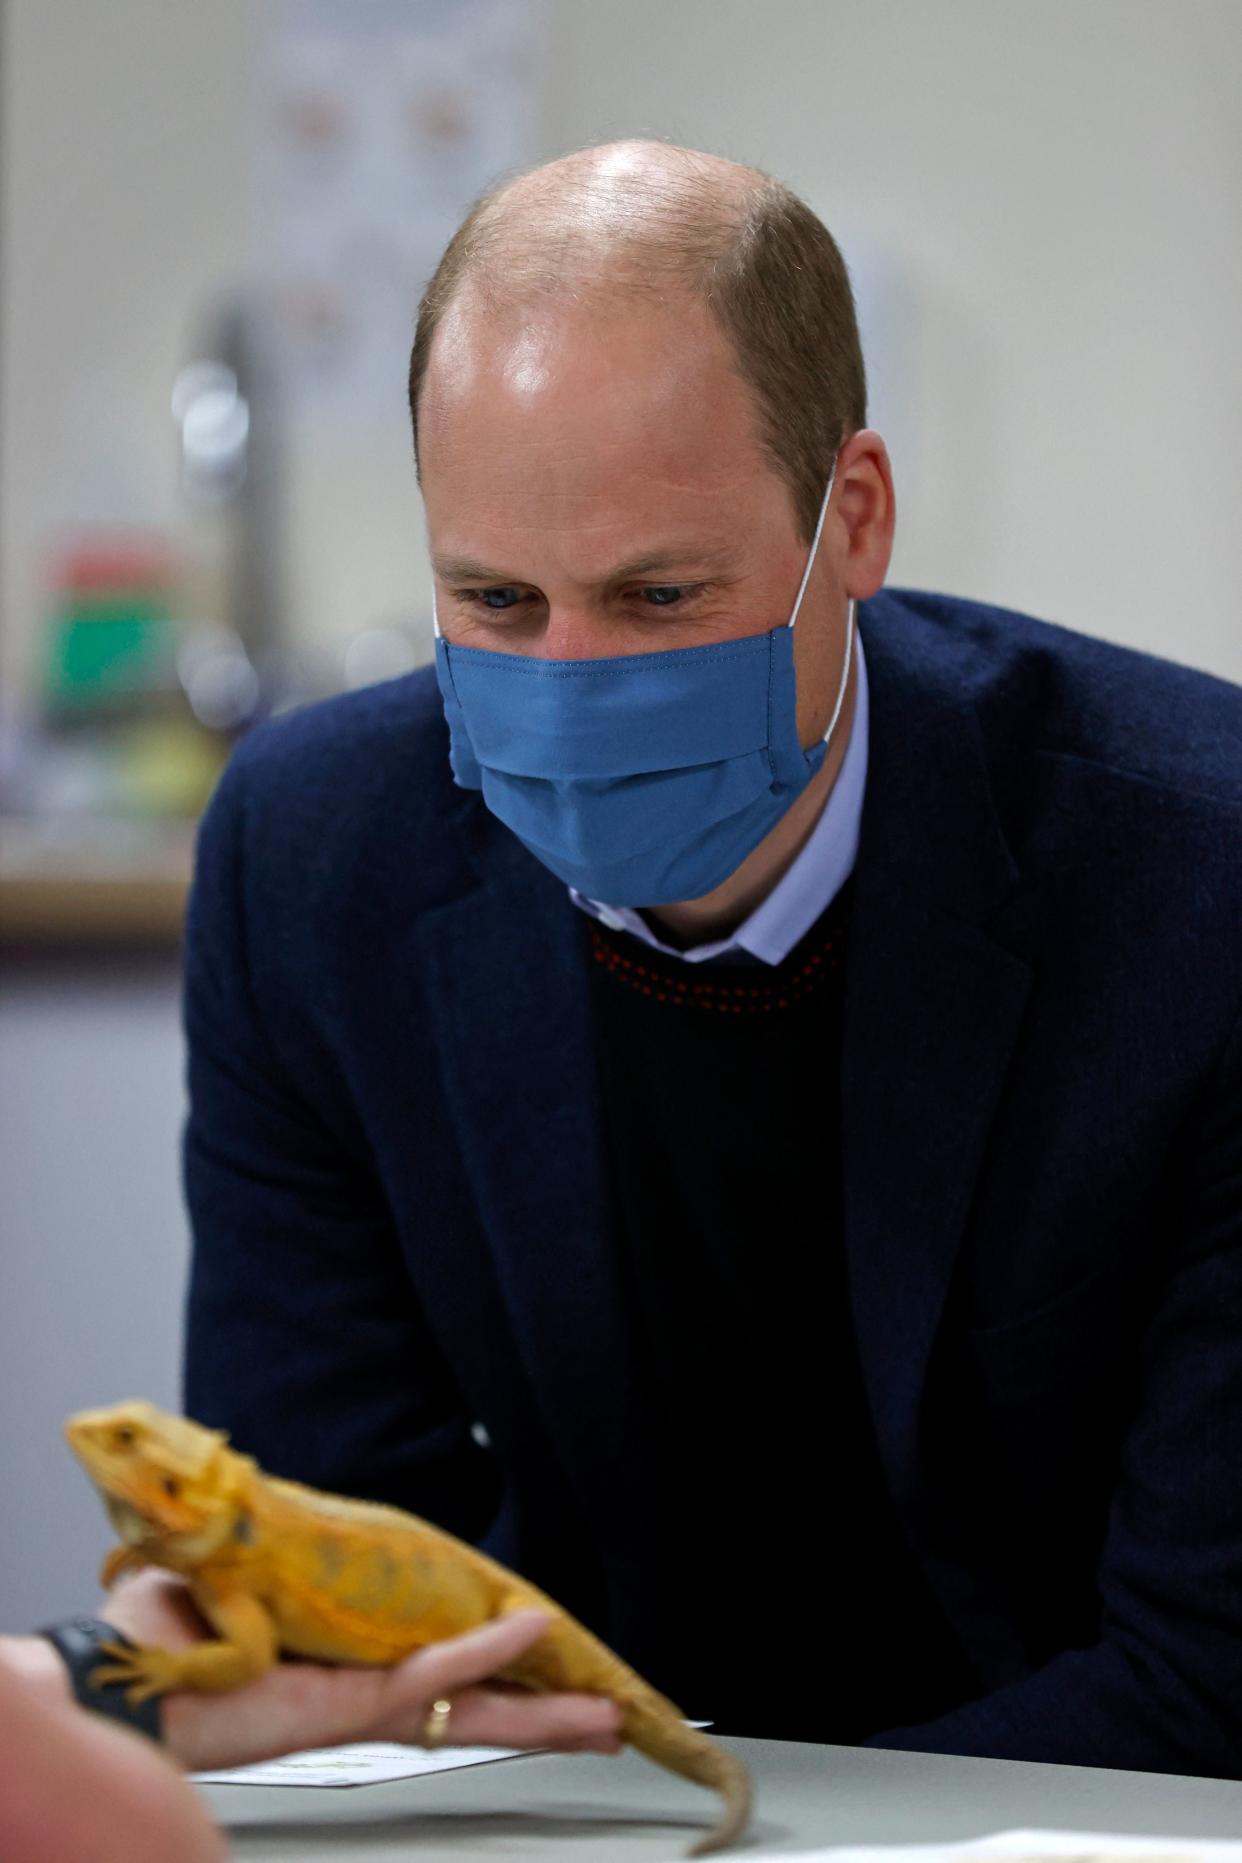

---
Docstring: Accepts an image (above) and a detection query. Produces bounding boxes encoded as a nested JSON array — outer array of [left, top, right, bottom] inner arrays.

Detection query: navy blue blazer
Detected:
[[183, 589, 1242, 1775]]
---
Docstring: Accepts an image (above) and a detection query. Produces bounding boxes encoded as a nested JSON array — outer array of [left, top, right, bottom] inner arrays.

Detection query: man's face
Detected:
[[419, 289, 849, 748]]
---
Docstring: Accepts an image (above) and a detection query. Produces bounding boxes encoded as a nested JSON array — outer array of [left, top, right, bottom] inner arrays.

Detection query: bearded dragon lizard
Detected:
[[66, 1399, 752, 1856]]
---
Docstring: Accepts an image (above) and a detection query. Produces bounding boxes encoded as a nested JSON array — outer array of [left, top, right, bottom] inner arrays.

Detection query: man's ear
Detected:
[[837, 429, 896, 602]]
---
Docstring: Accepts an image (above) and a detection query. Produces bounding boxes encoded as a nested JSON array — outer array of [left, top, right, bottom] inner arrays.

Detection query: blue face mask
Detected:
[[433, 468, 853, 907]]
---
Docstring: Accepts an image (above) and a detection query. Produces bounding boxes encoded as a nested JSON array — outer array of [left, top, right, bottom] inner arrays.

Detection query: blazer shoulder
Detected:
[[214, 663, 448, 821], [198, 665, 473, 913], [227, 665, 446, 804], [877, 587, 1242, 812]]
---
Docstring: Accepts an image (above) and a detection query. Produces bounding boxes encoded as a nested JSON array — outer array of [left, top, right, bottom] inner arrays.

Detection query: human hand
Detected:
[[100, 1570, 623, 1773]]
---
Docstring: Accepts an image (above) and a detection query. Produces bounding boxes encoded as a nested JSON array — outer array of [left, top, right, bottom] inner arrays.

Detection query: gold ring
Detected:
[[422, 1696, 453, 1749]]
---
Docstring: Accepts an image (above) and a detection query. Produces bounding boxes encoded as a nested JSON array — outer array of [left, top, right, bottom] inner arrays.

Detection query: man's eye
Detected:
[[461, 587, 523, 612], [639, 586, 690, 607]]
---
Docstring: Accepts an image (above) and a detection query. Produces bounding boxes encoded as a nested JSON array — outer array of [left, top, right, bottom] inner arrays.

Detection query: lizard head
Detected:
[[65, 1399, 251, 1565]]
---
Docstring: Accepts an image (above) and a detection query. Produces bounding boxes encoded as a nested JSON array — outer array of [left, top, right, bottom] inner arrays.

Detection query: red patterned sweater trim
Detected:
[[586, 906, 849, 1015]]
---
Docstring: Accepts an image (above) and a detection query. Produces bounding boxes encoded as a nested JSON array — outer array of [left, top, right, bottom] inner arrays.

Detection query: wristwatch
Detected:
[[36, 1616, 163, 1743]]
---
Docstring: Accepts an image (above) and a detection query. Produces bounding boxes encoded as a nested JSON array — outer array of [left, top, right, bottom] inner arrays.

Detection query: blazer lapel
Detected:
[[411, 808, 654, 1558], [414, 598, 1037, 1667], [843, 602, 1035, 1519]]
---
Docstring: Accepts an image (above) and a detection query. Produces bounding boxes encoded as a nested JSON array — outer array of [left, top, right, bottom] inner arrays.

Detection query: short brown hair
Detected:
[[408, 144, 867, 543]]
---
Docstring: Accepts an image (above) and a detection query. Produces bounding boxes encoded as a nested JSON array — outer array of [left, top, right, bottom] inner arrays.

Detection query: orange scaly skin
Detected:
[[66, 1400, 752, 1856]]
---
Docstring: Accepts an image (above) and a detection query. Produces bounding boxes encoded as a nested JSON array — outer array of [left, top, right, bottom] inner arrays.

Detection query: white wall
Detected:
[[3, 0, 1240, 695], [0, 961, 188, 1628], [1, 0, 252, 694], [545, 0, 1242, 680]]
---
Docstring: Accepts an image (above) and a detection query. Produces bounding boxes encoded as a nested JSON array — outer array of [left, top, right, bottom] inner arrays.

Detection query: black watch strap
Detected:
[[37, 1616, 164, 1743]]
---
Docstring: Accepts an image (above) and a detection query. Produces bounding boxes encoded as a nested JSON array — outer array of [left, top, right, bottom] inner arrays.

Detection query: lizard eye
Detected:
[[113, 1426, 135, 1449], [161, 1476, 180, 1498]]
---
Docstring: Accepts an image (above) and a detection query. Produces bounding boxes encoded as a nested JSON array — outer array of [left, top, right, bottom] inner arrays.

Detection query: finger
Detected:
[[378, 1610, 554, 1707], [439, 1685, 624, 1754], [371, 1680, 623, 1753]]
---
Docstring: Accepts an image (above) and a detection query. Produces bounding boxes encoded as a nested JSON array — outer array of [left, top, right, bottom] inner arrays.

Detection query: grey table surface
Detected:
[[200, 1737, 1242, 1861]]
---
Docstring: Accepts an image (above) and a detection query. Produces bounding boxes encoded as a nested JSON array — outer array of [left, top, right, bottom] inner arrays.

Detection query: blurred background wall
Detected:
[[2, 0, 1239, 1629]]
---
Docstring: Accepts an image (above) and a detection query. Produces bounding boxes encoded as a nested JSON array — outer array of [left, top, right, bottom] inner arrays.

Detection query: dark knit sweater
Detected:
[[586, 887, 972, 1740]]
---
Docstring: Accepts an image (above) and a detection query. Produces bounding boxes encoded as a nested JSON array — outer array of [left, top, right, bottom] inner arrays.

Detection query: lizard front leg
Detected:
[[90, 1584, 279, 1706]]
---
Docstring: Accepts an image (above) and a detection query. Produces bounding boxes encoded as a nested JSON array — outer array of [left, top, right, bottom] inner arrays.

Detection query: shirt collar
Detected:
[[569, 632, 870, 967]]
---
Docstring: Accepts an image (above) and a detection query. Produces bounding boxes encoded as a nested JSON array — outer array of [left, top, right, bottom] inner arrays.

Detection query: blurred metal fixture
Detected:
[[173, 299, 284, 674], [172, 364, 251, 500]]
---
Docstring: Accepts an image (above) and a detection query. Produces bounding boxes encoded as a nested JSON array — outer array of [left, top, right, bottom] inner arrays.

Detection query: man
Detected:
[[180, 141, 1242, 1770]]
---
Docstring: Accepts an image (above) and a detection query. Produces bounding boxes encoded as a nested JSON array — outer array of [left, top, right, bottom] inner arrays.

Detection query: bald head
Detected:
[[409, 139, 866, 543], [439, 139, 760, 304]]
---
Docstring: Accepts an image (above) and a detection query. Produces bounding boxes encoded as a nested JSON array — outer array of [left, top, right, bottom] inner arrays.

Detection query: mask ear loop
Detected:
[[820, 598, 856, 747], [786, 460, 856, 749], [431, 589, 442, 640], [785, 460, 836, 633]]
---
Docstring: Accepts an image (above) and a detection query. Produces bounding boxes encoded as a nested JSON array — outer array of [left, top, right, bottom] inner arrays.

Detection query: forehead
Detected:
[[418, 289, 776, 549]]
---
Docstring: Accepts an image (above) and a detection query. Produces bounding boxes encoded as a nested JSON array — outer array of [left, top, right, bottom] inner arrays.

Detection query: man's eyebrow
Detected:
[[432, 545, 740, 584], [433, 555, 512, 582], [606, 545, 739, 581]]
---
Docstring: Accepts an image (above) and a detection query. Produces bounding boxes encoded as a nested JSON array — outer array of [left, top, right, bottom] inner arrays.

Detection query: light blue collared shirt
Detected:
[[569, 635, 869, 966]]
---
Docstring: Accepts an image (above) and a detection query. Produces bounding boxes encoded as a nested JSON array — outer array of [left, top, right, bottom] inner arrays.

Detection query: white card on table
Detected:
[[193, 1740, 529, 1788]]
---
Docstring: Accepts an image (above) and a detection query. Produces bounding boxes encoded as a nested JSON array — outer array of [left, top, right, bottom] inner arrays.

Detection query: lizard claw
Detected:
[[89, 1639, 184, 1706], [99, 1546, 143, 1590]]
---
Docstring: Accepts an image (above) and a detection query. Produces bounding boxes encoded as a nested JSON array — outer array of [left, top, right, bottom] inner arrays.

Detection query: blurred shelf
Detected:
[[0, 820, 195, 947], [0, 870, 191, 944]]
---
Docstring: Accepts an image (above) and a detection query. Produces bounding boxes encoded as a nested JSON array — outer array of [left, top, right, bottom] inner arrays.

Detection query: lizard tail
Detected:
[[620, 1692, 752, 1856]]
